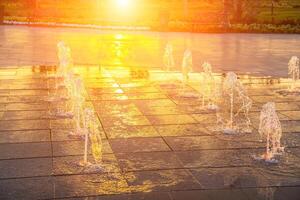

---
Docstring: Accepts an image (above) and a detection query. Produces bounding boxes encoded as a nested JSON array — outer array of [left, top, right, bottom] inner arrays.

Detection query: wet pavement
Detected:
[[1, 25, 300, 77], [0, 65, 299, 200]]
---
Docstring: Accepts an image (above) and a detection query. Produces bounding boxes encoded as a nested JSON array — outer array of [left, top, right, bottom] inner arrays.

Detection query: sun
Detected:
[[116, 0, 130, 8]]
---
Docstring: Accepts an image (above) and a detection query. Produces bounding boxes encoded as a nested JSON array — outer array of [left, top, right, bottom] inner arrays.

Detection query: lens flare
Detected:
[[116, 0, 130, 8]]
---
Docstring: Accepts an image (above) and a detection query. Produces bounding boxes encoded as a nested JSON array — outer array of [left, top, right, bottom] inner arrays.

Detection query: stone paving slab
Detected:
[[281, 121, 300, 133], [242, 187, 300, 200], [155, 124, 210, 137], [147, 114, 197, 125], [0, 130, 50, 144], [51, 129, 107, 141], [175, 149, 254, 168], [190, 167, 269, 189], [109, 137, 171, 153], [1, 110, 49, 120], [0, 66, 299, 199], [116, 151, 183, 172], [52, 140, 113, 157], [5, 103, 48, 111], [164, 136, 263, 151], [138, 105, 185, 115], [125, 169, 202, 192], [0, 142, 52, 159], [99, 115, 151, 127], [104, 125, 160, 139], [53, 173, 129, 198], [93, 100, 143, 117], [66, 192, 173, 200], [50, 119, 74, 130], [0, 157, 52, 179], [53, 155, 121, 175], [0, 119, 49, 131], [0, 177, 54, 199]]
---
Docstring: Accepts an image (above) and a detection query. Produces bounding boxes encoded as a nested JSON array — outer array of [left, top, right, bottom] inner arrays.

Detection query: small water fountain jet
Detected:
[[55, 42, 74, 90], [79, 108, 104, 172], [216, 72, 252, 134], [69, 77, 86, 137], [57, 41, 67, 71], [46, 42, 77, 119], [253, 102, 284, 163], [163, 43, 175, 71], [44, 41, 67, 78], [181, 48, 193, 82], [159, 43, 182, 90], [177, 48, 198, 98], [200, 62, 218, 110], [277, 56, 300, 95], [44, 41, 73, 103], [288, 56, 299, 91], [47, 72, 75, 119]]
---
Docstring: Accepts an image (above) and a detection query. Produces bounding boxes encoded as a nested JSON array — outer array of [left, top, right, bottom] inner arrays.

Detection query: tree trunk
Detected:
[[222, 0, 230, 28], [0, 4, 4, 24], [234, 0, 243, 23], [183, 0, 188, 19], [27, 0, 37, 21], [271, 0, 274, 24]]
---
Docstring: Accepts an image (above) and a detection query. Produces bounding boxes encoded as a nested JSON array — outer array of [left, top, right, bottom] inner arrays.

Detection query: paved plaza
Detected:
[[0, 65, 299, 200]]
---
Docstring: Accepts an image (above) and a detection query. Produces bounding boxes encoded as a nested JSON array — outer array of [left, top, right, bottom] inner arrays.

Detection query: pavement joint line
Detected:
[[0, 88, 49, 91], [40, 181, 300, 199], [0, 165, 257, 181], [0, 127, 51, 130], [0, 109, 48, 112], [90, 98, 109, 140], [0, 156, 53, 161], [49, 129, 55, 177], [0, 166, 285, 182], [0, 141, 299, 151], [99, 122, 202, 127], [1, 145, 299, 162], [154, 126, 174, 152], [49, 185, 300, 200], [0, 128, 50, 132], [0, 118, 53, 121], [0, 128, 51, 132]]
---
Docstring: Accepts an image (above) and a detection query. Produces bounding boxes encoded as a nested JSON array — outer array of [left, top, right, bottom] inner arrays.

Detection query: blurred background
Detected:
[[0, 0, 300, 29], [0, 1, 299, 76]]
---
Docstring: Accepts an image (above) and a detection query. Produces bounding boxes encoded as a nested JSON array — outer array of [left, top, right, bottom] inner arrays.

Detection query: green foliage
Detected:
[[231, 23, 300, 33], [166, 20, 300, 33]]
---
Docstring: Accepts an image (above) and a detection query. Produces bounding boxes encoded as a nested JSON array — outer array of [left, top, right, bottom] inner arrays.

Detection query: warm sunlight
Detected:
[[1, 1, 300, 199], [116, 0, 130, 8]]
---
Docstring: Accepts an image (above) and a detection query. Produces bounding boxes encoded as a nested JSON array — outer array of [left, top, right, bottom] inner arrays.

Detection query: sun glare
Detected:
[[114, 34, 124, 40], [116, 0, 130, 8]]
